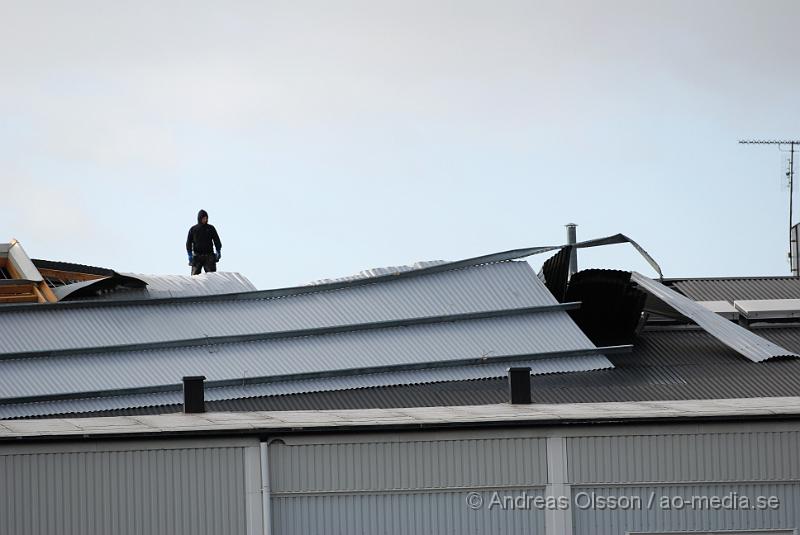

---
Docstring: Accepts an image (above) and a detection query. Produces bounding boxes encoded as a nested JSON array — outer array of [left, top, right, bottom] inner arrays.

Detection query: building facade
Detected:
[[2, 400, 799, 535]]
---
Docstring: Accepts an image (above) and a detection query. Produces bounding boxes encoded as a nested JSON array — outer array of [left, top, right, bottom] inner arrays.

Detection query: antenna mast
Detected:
[[739, 139, 800, 275]]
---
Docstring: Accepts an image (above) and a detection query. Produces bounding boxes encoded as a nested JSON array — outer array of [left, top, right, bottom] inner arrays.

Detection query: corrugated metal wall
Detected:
[[268, 436, 549, 535], [0, 441, 253, 535], [265, 426, 800, 535], [4, 424, 800, 535], [567, 431, 800, 535]]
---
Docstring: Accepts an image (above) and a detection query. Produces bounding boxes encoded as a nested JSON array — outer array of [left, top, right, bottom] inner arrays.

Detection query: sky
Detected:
[[1, 0, 799, 289]]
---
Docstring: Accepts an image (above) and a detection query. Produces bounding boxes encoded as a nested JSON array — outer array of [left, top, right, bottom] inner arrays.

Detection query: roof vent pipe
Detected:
[[508, 367, 532, 404], [565, 223, 578, 278], [183, 375, 206, 413]]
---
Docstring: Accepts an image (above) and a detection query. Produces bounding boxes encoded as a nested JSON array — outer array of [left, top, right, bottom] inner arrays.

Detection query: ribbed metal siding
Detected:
[[0, 446, 247, 535], [571, 484, 799, 535], [0, 313, 600, 399], [271, 491, 547, 535], [0, 261, 554, 354], [567, 432, 800, 484], [270, 437, 548, 492], [268, 437, 548, 535]]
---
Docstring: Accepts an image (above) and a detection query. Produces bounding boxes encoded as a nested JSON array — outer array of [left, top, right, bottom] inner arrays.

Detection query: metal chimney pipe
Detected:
[[508, 367, 532, 404], [183, 375, 206, 413], [565, 223, 578, 277]]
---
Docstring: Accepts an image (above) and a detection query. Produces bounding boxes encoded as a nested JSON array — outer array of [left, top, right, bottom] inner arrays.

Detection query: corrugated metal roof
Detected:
[[0, 313, 601, 400], [0, 261, 556, 354], [308, 260, 447, 285], [0, 355, 612, 418], [631, 272, 799, 362], [17, 324, 800, 417], [0, 256, 614, 418], [667, 276, 800, 302], [82, 325, 800, 415], [112, 272, 255, 298]]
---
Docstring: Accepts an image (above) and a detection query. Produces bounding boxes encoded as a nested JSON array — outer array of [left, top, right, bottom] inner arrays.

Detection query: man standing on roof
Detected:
[[186, 209, 222, 275]]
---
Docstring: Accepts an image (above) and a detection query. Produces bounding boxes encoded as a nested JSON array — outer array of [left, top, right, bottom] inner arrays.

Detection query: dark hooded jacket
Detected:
[[186, 209, 222, 255]]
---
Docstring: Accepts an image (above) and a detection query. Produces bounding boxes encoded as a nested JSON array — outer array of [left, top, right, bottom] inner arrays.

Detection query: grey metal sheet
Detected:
[[571, 483, 799, 535], [631, 272, 799, 362], [0, 261, 557, 354], [0, 355, 613, 418], [119, 271, 257, 297], [7, 242, 42, 282], [0, 312, 600, 400], [669, 276, 800, 302], [0, 445, 248, 535], [20, 325, 800, 417], [696, 300, 738, 320], [51, 272, 255, 302], [734, 299, 800, 320]]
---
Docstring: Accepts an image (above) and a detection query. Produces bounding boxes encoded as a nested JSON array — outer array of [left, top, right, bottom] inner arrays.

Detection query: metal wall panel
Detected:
[[269, 437, 548, 493], [268, 436, 549, 534], [0, 445, 248, 535], [567, 432, 800, 485], [571, 484, 799, 535], [271, 490, 547, 535]]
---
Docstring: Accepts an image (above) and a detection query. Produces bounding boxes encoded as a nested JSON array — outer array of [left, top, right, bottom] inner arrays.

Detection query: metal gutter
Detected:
[[0, 302, 581, 360], [4, 397, 800, 443]]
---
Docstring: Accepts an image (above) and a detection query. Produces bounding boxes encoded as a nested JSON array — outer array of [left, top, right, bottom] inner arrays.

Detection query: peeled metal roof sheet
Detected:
[[114, 272, 256, 298], [0, 312, 601, 400], [0, 261, 556, 355], [0, 355, 612, 418], [632, 272, 799, 362]]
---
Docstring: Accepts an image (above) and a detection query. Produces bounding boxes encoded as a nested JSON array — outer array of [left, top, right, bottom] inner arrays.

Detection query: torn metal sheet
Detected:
[[631, 272, 799, 362]]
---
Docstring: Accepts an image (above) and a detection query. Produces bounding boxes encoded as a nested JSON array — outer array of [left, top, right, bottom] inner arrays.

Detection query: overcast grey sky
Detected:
[[2, 0, 799, 289]]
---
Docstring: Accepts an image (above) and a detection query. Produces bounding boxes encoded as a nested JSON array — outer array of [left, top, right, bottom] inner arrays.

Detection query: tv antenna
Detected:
[[739, 139, 800, 275]]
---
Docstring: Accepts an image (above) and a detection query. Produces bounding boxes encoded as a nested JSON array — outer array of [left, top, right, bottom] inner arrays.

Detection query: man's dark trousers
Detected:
[[191, 254, 217, 275]]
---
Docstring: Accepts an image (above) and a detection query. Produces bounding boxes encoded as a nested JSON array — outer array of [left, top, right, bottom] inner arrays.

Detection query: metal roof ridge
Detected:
[[0, 233, 657, 312], [0, 345, 628, 406], [0, 253, 541, 312], [0, 302, 582, 361]]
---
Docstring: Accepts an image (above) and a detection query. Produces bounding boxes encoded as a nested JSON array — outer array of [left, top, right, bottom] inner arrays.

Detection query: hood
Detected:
[[197, 209, 208, 223]]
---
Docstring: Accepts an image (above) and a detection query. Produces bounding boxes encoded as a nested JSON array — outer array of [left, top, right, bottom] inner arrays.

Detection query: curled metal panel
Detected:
[[631, 272, 799, 362]]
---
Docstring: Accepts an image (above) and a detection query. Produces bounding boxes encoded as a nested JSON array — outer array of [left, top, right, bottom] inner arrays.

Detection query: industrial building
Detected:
[[2, 234, 800, 534]]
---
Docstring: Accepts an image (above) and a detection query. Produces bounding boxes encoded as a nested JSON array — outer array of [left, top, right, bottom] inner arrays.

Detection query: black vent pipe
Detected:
[[183, 375, 206, 413], [508, 367, 532, 404]]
